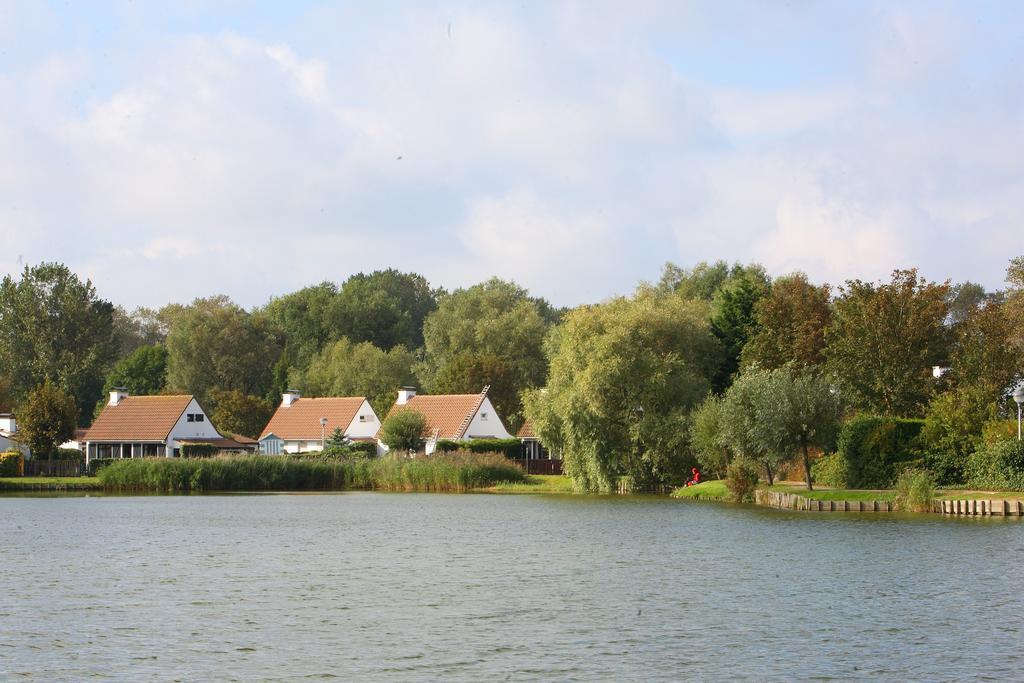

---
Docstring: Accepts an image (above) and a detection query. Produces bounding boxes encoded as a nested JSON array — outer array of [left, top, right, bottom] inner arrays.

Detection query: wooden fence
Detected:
[[508, 458, 563, 475], [23, 460, 83, 477]]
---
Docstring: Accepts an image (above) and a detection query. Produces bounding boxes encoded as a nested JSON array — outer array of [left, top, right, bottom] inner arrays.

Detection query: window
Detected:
[[195, 414, 204, 422], [481, 412, 488, 420], [187, 414, 195, 422], [359, 414, 373, 422]]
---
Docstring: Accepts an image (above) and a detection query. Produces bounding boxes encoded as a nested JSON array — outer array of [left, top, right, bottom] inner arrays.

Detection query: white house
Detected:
[[383, 385, 512, 455], [259, 391, 380, 454], [0, 413, 30, 457], [83, 389, 253, 465]]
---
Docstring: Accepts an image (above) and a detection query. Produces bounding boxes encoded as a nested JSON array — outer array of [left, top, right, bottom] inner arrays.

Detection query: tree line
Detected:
[[1, 257, 1022, 491]]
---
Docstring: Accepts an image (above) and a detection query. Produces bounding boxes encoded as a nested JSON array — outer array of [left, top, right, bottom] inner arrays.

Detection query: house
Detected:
[[517, 420, 549, 460], [259, 391, 380, 454], [0, 413, 30, 457], [83, 389, 254, 465], [383, 385, 512, 455]]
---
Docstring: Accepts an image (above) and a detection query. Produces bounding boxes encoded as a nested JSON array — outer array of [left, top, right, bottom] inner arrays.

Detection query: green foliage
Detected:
[[893, 468, 937, 512], [111, 305, 168, 356], [379, 410, 427, 452], [325, 427, 346, 449], [261, 282, 338, 372], [810, 452, 847, 488], [320, 440, 377, 459], [292, 337, 416, 415], [165, 296, 281, 404], [103, 344, 168, 398], [689, 395, 730, 479], [981, 420, 1018, 445], [718, 367, 788, 484], [17, 380, 77, 460], [671, 479, 730, 501], [56, 448, 84, 462], [919, 386, 996, 485], [724, 459, 760, 503], [0, 262, 117, 420], [949, 298, 1019, 395], [964, 439, 1024, 491], [87, 458, 118, 476], [741, 273, 831, 370], [538, 292, 722, 492], [418, 278, 554, 427], [825, 269, 950, 416], [329, 270, 438, 350], [207, 388, 273, 439], [180, 443, 218, 458], [435, 438, 521, 458], [0, 450, 24, 476], [97, 452, 523, 492], [837, 415, 926, 488], [710, 264, 771, 390]]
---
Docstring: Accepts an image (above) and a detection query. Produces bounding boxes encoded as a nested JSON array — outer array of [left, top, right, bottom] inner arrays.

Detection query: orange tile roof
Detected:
[[85, 395, 195, 442], [260, 397, 367, 440], [517, 420, 536, 438], [386, 392, 487, 439]]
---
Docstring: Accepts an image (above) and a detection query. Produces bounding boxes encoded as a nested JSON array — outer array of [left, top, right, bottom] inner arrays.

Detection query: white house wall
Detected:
[[463, 397, 512, 440], [167, 398, 223, 448], [344, 400, 380, 439]]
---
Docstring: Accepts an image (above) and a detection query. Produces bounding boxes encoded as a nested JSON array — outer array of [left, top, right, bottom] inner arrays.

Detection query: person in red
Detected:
[[686, 467, 700, 486]]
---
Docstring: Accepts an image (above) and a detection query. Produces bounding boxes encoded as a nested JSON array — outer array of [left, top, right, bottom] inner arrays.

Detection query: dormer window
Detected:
[[187, 413, 205, 423]]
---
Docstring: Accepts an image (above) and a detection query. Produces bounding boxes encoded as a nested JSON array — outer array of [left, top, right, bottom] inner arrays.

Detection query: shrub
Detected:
[[893, 468, 936, 512], [0, 451, 24, 477], [56, 448, 84, 462], [87, 458, 118, 476], [965, 439, 1024, 491], [180, 443, 218, 458], [837, 415, 925, 488], [379, 410, 426, 452], [811, 452, 847, 488], [724, 458, 760, 503], [981, 420, 1018, 446], [435, 438, 521, 458]]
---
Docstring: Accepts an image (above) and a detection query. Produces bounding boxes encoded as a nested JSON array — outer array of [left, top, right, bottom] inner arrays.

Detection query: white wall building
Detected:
[[382, 386, 512, 455], [259, 391, 380, 454]]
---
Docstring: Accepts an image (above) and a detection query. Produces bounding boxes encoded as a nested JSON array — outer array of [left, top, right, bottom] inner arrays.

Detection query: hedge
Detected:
[[965, 439, 1024, 491], [56, 448, 84, 462], [180, 443, 218, 458], [0, 451, 24, 477], [837, 415, 925, 488], [87, 458, 119, 476], [322, 441, 377, 459], [435, 438, 521, 458]]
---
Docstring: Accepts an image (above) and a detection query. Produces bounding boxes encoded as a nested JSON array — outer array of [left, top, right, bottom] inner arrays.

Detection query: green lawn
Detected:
[[671, 480, 730, 501], [0, 476, 102, 491], [768, 485, 895, 502], [480, 474, 576, 494]]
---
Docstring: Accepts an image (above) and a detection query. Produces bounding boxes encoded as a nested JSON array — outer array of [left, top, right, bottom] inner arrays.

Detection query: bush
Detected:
[[837, 415, 925, 488], [893, 468, 936, 512], [180, 443, 218, 458], [724, 459, 760, 503], [56, 448, 84, 462], [0, 451, 24, 477], [379, 410, 426, 452], [811, 452, 847, 488], [981, 420, 1018, 446], [87, 458, 118, 476], [965, 439, 1024, 491], [435, 438, 522, 458]]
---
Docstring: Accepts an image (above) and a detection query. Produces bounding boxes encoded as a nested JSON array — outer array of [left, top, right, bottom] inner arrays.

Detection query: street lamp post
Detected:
[[1013, 388, 1024, 442], [320, 417, 328, 451]]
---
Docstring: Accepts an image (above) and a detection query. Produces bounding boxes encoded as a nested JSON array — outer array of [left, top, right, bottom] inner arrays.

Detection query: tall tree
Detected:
[[293, 338, 417, 415], [17, 380, 77, 465], [945, 281, 988, 328], [379, 410, 427, 453], [656, 260, 733, 300], [206, 388, 274, 439], [710, 265, 771, 390], [111, 306, 168, 357], [329, 269, 438, 350], [419, 278, 552, 424], [103, 345, 168, 397], [527, 292, 722, 492], [689, 395, 730, 479], [165, 296, 282, 404], [824, 269, 950, 416], [741, 273, 831, 370], [719, 367, 789, 484], [1005, 256, 1024, 356], [0, 263, 116, 420], [262, 282, 338, 370]]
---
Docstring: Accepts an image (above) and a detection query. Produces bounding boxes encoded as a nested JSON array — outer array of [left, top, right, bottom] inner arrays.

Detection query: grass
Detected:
[[0, 476, 101, 491], [671, 480, 730, 501], [480, 474, 576, 494]]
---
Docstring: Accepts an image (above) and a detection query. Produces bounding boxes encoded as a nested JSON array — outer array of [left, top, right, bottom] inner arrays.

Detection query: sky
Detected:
[[1, 0, 1022, 309]]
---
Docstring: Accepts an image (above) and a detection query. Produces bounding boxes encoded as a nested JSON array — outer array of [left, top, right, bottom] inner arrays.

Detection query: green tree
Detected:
[[262, 282, 338, 371], [0, 262, 116, 420], [418, 278, 553, 424], [656, 260, 733, 300], [531, 292, 722, 491], [165, 296, 282, 405], [111, 306, 168, 357], [103, 345, 168, 397], [1007, 256, 1024, 354], [945, 281, 988, 327], [920, 386, 996, 484], [719, 367, 789, 484], [689, 395, 730, 479], [741, 273, 831, 370], [207, 388, 274, 439], [710, 265, 772, 390], [325, 427, 346, 449], [379, 409, 427, 452], [329, 269, 438, 350], [293, 338, 417, 415], [17, 380, 77, 465], [824, 269, 950, 416]]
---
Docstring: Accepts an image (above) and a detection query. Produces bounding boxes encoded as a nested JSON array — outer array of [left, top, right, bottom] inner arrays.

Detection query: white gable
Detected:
[[344, 399, 380, 439], [168, 398, 222, 444], [463, 396, 512, 440]]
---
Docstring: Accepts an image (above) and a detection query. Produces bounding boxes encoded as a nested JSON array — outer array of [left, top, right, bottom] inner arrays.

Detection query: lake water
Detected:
[[2, 493, 1023, 681]]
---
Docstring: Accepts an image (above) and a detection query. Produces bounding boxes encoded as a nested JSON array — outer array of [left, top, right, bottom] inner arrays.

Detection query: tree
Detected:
[[17, 381, 77, 465], [262, 282, 338, 372], [293, 338, 417, 415], [741, 273, 831, 370], [325, 427, 346, 449], [824, 269, 950, 416], [111, 306, 168, 357], [0, 262, 116, 420], [656, 260, 733, 300], [689, 395, 730, 479], [949, 298, 1019, 395], [756, 366, 843, 490], [207, 388, 274, 439], [719, 367, 789, 485], [1002, 256, 1024, 356], [946, 281, 988, 327], [379, 410, 426, 453], [103, 345, 168, 397], [165, 296, 282, 405], [418, 278, 553, 424], [530, 292, 722, 491], [710, 265, 771, 390], [329, 270, 438, 350]]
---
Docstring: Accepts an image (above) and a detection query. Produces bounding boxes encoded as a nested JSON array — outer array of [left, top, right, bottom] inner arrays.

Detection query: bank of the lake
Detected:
[[0, 476, 101, 491]]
